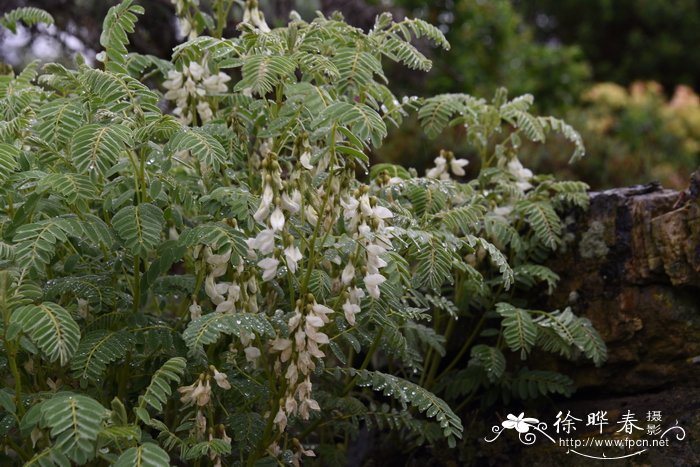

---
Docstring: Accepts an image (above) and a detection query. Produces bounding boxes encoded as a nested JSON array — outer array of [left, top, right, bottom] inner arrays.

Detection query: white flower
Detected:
[[254, 185, 274, 223], [426, 155, 447, 179], [258, 257, 279, 282], [271, 337, 293, 362], [178, 378, 211, 406], [311, 303, 334, 318], [187, 62, 205, 81], [284, 245, 302, 273], [342, 299, 361, 325], [450, 158, 469, 176], [178, 17, 191, 37], [502, 412, 539, 433], [270, 207, 285, 231], [341, 263, 355, 285], [250, 228, 276, 255], [189, 301, 202, 320], [363, 273, 386, 299], [163, 70, 183, 90], [507, 157, 534, 191], [372, 205, 393, 220], [281, 190, 301, 213], [212, 368, 231, 390], [196, 101, 213, 122], [205, 274, 225, 304], [216, 300, 235, 313], [244, 346, 261, 364], [202, 73, 230, 93], [300, 150, 313, 170], [273, 408, 287, 432]]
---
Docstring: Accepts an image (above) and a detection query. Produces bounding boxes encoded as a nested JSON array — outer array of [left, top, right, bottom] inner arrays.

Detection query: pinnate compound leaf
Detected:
[[39, 393, 109, 464], [112, 203, 164, 256], [495, 303, 537, 358], [0, 142, 20, 183], [70, 123, 131, 176], [347, 369, 463, 447], [0, 7, 53, 33], [168, 128, 227, 171], [70, 330, 134, 384], [183, 313, 275, 356], [9, 302, 80, 366], [114, 443, 171, 467], [138, 357, 187, 412]]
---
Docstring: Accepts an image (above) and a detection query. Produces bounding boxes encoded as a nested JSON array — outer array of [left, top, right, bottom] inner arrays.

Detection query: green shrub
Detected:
[[0, 1, 604, 465]]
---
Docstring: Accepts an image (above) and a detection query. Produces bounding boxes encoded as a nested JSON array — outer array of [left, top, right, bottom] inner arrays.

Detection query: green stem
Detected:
[[434, 313, 488, 383]]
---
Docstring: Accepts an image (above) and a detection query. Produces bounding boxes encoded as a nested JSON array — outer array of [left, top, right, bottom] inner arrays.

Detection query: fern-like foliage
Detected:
[[114, 443, 171, 467], [168, 128, 227, 171], [0, 7, 53, 33], [0, 142, 19, 183], [347, 369, 463, 447], [70, 330, 134, 385], [137, 357, 187, 413], [8, 302, 80, 365], [22, 393, 109, 464], [183, 313, 275, 357], [495, 303, 537, 359], [100, 0, 144, 73], [112, 203, 165, 256], [70, 123, 131, 176]]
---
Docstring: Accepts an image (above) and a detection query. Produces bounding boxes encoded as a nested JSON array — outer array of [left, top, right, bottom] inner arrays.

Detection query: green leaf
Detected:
[[234, 54, 296, 96], [179, 222, 248, 264], [70, 123, 131, 176], [35, 99, 84, 149], [0, 142, 19, 183], [100, 0, 144, 74], [40, 394, 109, 464], [183, 313, 275, 356], [412, 236, 453, 292], [468, 345, 506, 383], [509, 369, 574, 399], [169, 128, 227, 171], [38, 173, 98, 204], [347, 369, 463, 447], [13, 218, 69, 275], [519, 200, 562, 250], [112, 203, 165, 256], [495, 303, 537, 358], [23, 447, 70, 467], [70, 330, 134, 384], [9, 302, 80, 366], [137, 357, 187, 412], [114, 443, 170, 467], [0, 7, 53, 34]]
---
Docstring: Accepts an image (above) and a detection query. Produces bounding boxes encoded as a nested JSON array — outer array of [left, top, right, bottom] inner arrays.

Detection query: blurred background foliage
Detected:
[[2, 0, 699, 189]]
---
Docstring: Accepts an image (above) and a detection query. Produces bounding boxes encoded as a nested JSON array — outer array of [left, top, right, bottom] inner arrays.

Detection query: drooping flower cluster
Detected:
[[247, 146, 304, 283], [163, 60, 230, 124], [171, 0, 199, 39], [339, 185, 394, 324], [426, 149, 469, 180], [269, 300, 332, 432], [177, 367, 232, 466]]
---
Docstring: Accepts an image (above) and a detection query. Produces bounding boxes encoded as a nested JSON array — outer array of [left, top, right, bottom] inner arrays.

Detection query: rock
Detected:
[[545, 175, 700, 393]]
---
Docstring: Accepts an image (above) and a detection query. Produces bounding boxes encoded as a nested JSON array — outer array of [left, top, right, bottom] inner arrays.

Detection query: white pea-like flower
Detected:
[[341, 263, 355, 285], [284, 245, 302, 273], [300, 150, 313, 170], [270, 207, 285, 231], [258, 257, 279, 282], [450, 158, 469, 176], [212, 368, 231, 390], [364, 273, 386, 299], [244, 346, 261, 364]]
